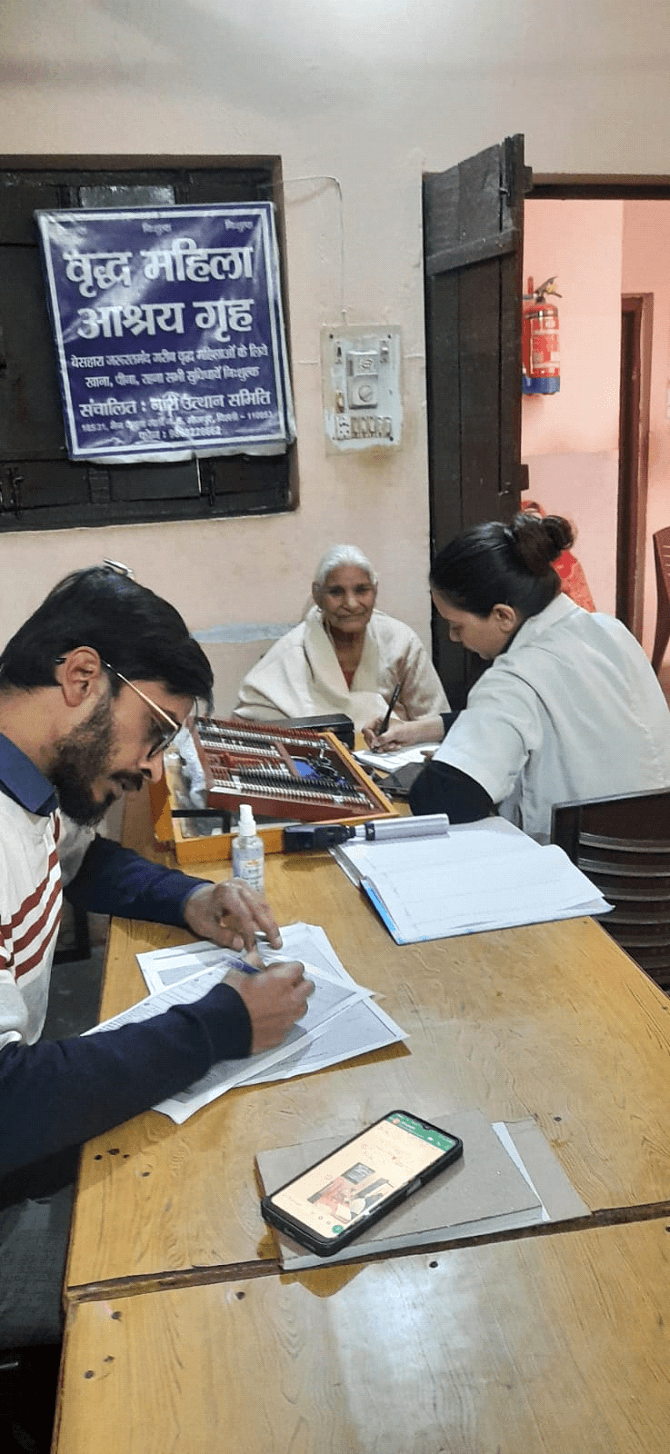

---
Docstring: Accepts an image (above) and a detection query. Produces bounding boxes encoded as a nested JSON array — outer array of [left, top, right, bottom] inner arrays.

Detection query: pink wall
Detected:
[[522, 197, 670, 652], [621, 201, 670, 655], [521, 199, 623, 614], [522, 199, 623, 457]]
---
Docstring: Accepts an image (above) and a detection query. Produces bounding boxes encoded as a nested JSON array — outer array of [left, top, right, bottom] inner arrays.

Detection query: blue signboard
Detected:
[[35, 203, 295, 464]]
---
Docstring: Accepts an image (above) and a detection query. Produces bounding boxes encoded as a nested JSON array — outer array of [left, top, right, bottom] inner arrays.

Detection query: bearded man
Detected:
[[0, 564, 311, 1367]]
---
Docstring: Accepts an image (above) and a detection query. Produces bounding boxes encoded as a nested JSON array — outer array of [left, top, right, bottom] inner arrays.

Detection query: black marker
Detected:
[[375, 683, 402, 745]]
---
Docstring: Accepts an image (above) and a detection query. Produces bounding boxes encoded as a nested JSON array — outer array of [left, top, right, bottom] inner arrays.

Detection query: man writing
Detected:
[[0, 564, 313, 1354]]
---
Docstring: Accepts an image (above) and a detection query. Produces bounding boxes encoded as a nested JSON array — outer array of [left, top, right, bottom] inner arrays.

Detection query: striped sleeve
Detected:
[[0, 812, 63, 1049]]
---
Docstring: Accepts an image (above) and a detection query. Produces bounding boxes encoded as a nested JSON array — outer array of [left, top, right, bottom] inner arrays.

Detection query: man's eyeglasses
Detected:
[[101, 661, 183, 759]]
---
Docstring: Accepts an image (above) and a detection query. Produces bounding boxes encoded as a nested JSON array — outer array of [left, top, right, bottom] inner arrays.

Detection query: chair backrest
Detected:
[[551, 789, 670, 989], [652, 526, 670, 673], [654, 526, 670, 611]]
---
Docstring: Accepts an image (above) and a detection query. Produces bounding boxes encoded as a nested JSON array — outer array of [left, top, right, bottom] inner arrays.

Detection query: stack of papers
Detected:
[[331, 817, 611, 943], [88, 924, 407, 1123]]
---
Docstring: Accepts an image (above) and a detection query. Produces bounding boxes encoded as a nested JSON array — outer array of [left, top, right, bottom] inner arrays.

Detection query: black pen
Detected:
[[375, 683, 402, 745]]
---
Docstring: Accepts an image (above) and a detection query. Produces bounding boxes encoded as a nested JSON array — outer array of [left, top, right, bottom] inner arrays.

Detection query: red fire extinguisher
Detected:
[[522, 276, 561, 395]]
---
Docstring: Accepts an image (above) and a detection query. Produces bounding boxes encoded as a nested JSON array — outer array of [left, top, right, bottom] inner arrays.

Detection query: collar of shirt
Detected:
[[0, 732, 58, 815], [508, 592, 578, 654]]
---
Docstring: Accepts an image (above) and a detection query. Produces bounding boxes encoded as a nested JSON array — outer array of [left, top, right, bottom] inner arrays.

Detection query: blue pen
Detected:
[[221, 952, 262, 976]]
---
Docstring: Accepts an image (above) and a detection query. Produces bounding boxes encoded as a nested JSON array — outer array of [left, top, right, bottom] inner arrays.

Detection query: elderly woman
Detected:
[[233, 544, 449, 732]]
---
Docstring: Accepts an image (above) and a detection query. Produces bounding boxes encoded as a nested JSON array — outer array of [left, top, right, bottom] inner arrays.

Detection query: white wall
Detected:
[[2, 0, 670, 696]]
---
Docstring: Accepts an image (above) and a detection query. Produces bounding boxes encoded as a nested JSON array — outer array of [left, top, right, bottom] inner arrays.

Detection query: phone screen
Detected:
[[267, 1113, 461, 1243]]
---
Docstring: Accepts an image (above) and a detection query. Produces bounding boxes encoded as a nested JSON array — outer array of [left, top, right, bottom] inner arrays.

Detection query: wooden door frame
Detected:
[[423, 135, 528, 708], [530, 175, 670, 199], [617, 293, 652, 636]]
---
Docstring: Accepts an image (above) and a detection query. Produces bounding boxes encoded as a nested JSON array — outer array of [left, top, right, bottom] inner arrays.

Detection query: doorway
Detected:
[[524, 180, 670, 651], [423, 150, 670, 698]]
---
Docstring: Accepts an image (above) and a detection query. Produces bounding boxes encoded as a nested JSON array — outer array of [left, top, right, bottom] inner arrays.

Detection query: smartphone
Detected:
[[261, 1111, 463, 1257]]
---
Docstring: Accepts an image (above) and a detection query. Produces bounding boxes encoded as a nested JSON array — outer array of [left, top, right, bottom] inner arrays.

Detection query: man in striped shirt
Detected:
[[0, 565, 312, 1362]]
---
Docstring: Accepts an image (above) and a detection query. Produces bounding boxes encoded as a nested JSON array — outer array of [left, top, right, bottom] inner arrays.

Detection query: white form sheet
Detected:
[[231, 988, 406, 1090], [84, 966, 310, 1081], [136, 922, 363, 996], [354, 745, 431, 774], [126, 924, 407, 1124]]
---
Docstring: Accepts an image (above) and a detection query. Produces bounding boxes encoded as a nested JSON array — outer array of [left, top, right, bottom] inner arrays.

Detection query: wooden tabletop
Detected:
[[55, 1215, 670, 1454], [64, 790, 670, 1300]]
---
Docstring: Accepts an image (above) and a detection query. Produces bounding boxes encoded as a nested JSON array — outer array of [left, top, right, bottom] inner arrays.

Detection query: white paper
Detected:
[[492, 1120, 548, 1221], [85, 965, 310, 1091], [86, 964, 225, 1031], [234, 993, 406, 1089], [137, 922, 364, 996], [131, 924, 407, 1123], [331, 818, 610, 943], [354, 745, 432, 773], [332, 817, 537, 889]]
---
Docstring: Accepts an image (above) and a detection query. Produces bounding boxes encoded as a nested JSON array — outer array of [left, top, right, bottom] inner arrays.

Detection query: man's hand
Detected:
[[362, 714, 445, 752], [224, 961, 314, 1051], [183, 879, 282, 953]]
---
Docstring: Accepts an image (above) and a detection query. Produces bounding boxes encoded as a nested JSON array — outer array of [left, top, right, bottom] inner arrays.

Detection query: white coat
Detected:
[[433, 593, 670, 841]]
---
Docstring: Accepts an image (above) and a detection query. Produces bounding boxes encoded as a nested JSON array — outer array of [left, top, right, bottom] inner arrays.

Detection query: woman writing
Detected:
[[234, 544, 449, 733], [364, 513, 670, 841]]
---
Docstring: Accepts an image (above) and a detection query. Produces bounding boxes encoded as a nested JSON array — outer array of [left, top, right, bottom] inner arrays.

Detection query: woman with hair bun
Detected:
[[521, 499, 596, 611], [233, 543, 449, 732], [364, 513, 670, 840]]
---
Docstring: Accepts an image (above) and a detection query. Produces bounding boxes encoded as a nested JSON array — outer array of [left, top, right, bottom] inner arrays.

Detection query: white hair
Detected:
[[312, 544, 378, 593]]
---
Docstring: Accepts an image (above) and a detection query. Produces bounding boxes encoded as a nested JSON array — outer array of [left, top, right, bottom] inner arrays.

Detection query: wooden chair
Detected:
[[0, 1344, 60, 1452], [651, 525, 670, 674], [53, 905, 90, 965], [551, 789, 670, 989]]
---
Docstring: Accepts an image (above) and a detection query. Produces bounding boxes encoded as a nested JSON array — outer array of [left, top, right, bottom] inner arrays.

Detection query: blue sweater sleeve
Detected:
[[0, 981, 251, 1179], [64, 834, 210, 925]]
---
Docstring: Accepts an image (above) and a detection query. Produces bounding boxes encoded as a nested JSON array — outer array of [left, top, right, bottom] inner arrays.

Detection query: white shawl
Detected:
[[233, 607, 448, 732]]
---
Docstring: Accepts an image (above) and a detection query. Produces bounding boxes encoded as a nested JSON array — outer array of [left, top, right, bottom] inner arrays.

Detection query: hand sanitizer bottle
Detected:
[[232, 803, 265, 894]]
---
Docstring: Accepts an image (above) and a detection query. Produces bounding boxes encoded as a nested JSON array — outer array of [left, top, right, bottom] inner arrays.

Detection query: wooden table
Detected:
[[64, 790, 670, 1301], [55, 1216, 670, 1453]]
